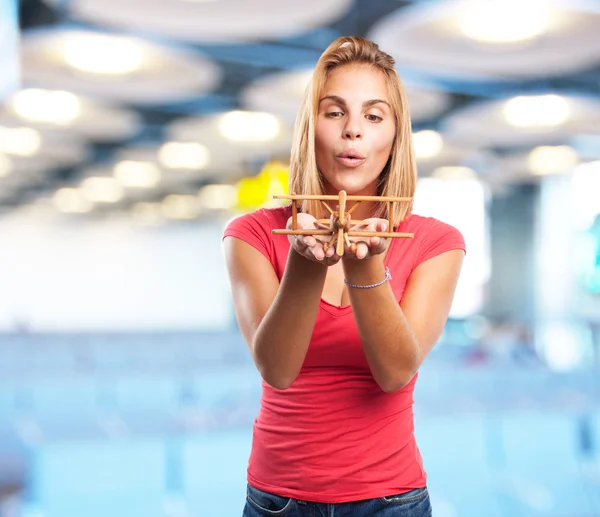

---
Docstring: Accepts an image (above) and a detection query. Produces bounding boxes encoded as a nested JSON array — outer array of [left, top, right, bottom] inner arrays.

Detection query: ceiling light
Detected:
[[158, 142, 210, 169], [459, 0, 550, 44], [114, 160, 161, 188], [432, 166, 477, 181], [0, 127, 41, 156], [0, 154, 12, 177], [503, 95, 569, 128], [528, 145, 579, 175], [80, 177, 124, 203], [218, 111, 280, 142], [53, 188, 93, 213], [131, 202, 164, 225], [161, 194, 201, 220], [12, 89, 81, 124], [64, 33, 143, 75], [198, 184, 238, 210], [412, 130, 443, 159]]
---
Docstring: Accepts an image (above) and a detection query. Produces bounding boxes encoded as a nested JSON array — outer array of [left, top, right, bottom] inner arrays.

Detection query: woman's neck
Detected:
[[322, 183, 380, 222]]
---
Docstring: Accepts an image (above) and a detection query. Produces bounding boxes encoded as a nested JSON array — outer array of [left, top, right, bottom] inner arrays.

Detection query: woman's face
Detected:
[[315, 64, 396, 196]]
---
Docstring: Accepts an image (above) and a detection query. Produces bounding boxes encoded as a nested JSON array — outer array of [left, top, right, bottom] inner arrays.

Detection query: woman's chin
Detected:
[[326, 181, 378, 196]]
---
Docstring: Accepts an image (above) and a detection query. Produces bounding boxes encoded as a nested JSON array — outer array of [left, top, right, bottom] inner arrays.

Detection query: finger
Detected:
[[356, 242, 369, 260], [303, 235, 317, 248], [294, 236, 306, 251], [312, 246, 325, 261]]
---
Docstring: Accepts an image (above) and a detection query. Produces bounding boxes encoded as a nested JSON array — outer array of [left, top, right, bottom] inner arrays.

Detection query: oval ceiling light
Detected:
[[131, 202, 164, 226], [367, 0, 600, 81], [22, 29, 221, 105], [1, 90, 140, 141], [504, 95, 570, 128], [442, 94, 600, 148], [527, 145, 579, 175], [219, 111, 280, 142], [158, 142, 210, 169], [165, 114, 294, 180], [113, 160, 161, 188], [12, 89, 81, 124], [49, 0, 352, 43], [413, 130, 444, 159], [161, 194, 201, 219], [80, 176, 124, 203], [53, 188, 94, 213], [459, 0, 550, 43], [0, 126, 41, 156], [64, 33, 143, 75], [198, 184, 238, 210]]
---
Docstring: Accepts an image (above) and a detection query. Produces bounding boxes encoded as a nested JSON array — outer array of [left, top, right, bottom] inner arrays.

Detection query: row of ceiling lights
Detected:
[[0, 128, 576, 179], [0, 129, 583, 196], [49, 157, 593, 226], [46, 4, 559, 77], [5, 87, 573, 130], [0, 95, 576, 168], [47, 142, 583, 221]]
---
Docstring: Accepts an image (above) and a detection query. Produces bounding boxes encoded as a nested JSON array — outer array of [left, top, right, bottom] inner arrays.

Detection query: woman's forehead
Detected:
[[322, 65, 390, 100]]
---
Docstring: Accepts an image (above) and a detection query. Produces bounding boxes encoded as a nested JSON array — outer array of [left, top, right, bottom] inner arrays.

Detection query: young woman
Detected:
[[223, 36, 465, 517]]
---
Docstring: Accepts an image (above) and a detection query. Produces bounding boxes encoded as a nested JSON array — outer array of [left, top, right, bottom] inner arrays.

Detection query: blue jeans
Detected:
[[243, 483, 433, 516]]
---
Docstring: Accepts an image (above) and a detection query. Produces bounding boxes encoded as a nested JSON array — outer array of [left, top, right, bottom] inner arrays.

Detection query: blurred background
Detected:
[[1, 0, 600, 516]]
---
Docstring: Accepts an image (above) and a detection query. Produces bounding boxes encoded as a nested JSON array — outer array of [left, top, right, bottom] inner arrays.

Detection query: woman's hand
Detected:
[[344, 218, 390, 260], [286, 213, 341, 265]]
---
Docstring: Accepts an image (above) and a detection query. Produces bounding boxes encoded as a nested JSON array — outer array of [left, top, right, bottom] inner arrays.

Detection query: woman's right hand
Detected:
[[287, 213, 339, 265]]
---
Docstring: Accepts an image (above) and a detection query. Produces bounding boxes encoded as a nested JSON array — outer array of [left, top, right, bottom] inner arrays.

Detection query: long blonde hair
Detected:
[[289, 36, 417, 228]]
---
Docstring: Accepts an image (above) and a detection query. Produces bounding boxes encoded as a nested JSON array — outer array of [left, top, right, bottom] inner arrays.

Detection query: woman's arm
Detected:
[[223, 237, 327, 390], [342, 249, 464, 392]]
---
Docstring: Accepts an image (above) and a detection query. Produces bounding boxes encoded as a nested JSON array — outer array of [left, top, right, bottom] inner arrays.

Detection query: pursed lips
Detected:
[[336, 151, 366, 168]]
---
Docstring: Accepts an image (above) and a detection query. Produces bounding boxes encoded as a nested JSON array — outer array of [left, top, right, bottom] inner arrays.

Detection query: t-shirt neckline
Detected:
[[319, 235, 398, 317]]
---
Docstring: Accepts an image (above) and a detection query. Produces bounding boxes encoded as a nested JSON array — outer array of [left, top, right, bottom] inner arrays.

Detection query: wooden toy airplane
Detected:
[[272, 190, 414, 256]]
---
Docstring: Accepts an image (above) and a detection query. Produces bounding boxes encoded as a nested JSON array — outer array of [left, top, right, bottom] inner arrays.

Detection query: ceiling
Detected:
[[2, 0, 600, 223]]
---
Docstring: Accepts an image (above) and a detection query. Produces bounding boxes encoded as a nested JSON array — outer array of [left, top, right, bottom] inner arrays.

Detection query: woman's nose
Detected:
[[344, 128, 361, 139], [342, 113, 363, 139], [343, 122, 362, 139]]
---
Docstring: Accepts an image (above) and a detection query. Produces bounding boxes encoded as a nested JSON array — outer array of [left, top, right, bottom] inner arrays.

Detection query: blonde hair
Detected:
[[289, 36, 417, 228]]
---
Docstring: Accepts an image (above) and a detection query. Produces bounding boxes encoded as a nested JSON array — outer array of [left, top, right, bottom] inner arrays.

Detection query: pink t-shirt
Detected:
[[223, 205, 466, 503]]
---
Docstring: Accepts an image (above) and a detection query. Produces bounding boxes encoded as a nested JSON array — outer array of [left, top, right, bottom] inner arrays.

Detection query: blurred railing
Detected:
[[0, 331, 598, 517]]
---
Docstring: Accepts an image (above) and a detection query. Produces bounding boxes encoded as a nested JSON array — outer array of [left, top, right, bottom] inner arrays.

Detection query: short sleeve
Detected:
[[415, 218, 466, 268], [222, 209, 275, 264]]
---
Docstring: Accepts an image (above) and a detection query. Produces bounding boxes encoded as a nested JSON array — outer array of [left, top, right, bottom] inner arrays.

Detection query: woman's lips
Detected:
[[336, 156, 366, 168]]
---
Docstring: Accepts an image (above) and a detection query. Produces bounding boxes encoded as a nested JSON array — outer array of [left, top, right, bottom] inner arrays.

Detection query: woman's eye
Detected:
[[326, 111, 344, 118], [366, 114, 382, 122]]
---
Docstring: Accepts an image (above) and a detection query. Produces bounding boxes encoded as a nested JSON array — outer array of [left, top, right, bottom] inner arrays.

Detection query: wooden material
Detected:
[[272, 190, 414, 255], [291, 197, 298, 229]]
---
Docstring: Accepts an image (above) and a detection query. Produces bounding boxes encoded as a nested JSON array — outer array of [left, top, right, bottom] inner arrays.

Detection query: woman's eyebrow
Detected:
[[319, 95, 391, 109], [363, 99, 391, 109]]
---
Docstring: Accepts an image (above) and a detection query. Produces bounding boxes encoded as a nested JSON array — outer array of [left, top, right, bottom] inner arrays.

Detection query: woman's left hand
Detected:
[[345, 218, 390, 260], [314, 217, 391, 260]]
